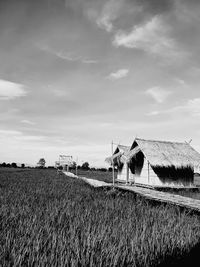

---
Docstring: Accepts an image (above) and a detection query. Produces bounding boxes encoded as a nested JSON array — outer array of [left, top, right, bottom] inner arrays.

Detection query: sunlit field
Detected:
[[75, 169, 115, 183], [1, 169, 200, 266], [77, 170, 200, 201]]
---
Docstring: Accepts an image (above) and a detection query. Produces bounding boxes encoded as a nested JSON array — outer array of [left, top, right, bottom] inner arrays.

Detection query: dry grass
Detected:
[[1, 169, 200, 266]]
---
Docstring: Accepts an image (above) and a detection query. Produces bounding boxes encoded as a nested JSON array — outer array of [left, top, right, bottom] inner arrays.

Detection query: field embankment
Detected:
[[1, 169, 200, 266]]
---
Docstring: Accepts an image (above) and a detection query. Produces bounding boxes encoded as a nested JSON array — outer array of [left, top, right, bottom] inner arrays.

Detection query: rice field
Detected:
[[1, 169, 200, 266], [78, 170, 200, 201], [74, 169, 114, 183]]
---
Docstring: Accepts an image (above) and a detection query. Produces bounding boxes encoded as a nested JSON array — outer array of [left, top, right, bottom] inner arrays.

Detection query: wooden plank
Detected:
[[63, 172, 200, 212], [117, 185, 200, 212]]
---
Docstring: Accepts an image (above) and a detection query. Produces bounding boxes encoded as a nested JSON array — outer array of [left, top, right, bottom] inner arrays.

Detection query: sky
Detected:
[[1, 0, 200, 167]]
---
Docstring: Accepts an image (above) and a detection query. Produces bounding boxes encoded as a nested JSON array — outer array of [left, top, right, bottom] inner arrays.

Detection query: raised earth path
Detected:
[[63, 172, 200, 212]]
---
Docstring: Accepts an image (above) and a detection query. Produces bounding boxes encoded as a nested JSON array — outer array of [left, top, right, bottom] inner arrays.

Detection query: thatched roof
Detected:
[[128, 138, 200, 169], [118, 145, 130, 154], [105, 144, 130, 165]]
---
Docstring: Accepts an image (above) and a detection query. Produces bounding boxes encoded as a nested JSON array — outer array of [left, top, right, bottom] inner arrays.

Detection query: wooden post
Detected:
[[126, 163, 129, 185], [76, 157, 78, 176], [112, 141, 115, 188], [148, 161, 150, 184]]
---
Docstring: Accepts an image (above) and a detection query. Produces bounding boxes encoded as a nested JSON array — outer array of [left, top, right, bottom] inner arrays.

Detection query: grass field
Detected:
[[77, 170, 200, 201], [1, 169, 200, 266], [164, 190, 200, 201], [75, 169, 114, 183], [154, 174, 200, 201]]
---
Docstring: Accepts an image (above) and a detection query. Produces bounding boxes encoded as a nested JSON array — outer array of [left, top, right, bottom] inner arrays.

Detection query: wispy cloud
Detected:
[[148, 98, 200, 117], [186, 98, 200, 116], [82, 59, 98, 64], [21, 120, 35, 125], [96, 0, 123, 32], [52, 89, 71, 98], [0, 129, 45, 141], [113, 16, 181, 59], [145, 87, 172, 103], [37, 44, 98, 64], [108, 69, 129, 80], [0, 79, 27, 100], [174, 78, 187, 87]]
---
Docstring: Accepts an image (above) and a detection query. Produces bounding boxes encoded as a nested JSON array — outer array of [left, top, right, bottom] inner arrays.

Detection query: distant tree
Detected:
[[99, 168, 107, 172], [69, 161, 76, 170], [82, 162, 90, 170], [37, 158, 46, 168], [1, 162, 7, 167], [21, 163, 25, 168], [77, 165, 81, 170], [108, 167, 112, 172], [11, 162, 17, 168], [6, 163, 11, 168], [90, 167, 96, 171]]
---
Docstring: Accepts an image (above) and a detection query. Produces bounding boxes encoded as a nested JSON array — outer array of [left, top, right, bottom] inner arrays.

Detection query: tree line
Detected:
[[0, 161, 113, 172], [0, 162, 25, 168]]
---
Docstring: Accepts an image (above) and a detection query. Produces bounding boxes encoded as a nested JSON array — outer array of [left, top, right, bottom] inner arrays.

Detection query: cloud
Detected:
[[0, 79, 27, 100], [108, 69, 129, 80], [96, 0, 123, 32], [175, 78, 186, 86], [53, 89, 71, 98], [0, 129, 45, 142], [182, 98, 200, 116], [149, 98, 200, 117], [82, 59, 98, 64], [185, 98, 200, 116], [21, 120, 35, 125], [37, 43, 97, 64], [93, 0, 174, 33], [113, 15, 180, 58], [145, 87, 172, 103]]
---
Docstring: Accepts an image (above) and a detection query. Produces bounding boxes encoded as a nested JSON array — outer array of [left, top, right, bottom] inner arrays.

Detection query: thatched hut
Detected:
[[105, 145, 131, 182], [106, 138, 200, 187]]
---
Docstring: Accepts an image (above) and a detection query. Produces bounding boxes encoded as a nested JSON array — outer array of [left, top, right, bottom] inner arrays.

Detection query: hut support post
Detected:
[[75, 157, 78, 176], [111, 141, 115, 188], [126, 163, 129, 185], [148, 161, 150, 184]]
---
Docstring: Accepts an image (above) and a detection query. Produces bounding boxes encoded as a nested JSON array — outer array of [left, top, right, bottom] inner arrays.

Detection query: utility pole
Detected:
[[111, 140, 115, 188]]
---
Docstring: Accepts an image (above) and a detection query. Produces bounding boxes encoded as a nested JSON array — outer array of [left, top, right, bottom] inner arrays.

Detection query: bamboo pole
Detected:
[[76, 157, 78, 176], [126, 163, 129, 185], [112, 141, 115, 188], [148, 161, 150, 184]]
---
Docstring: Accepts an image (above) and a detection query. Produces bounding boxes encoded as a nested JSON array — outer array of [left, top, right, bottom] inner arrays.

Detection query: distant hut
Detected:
[[106, 138, 200, 187]]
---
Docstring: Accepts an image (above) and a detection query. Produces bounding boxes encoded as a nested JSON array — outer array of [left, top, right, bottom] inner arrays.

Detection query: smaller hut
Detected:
[[105, 145, 131, 183]]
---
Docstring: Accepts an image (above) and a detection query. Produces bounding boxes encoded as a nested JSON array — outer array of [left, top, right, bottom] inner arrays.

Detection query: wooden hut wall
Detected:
[[117, 163, 128, 181], [132, 157, 159, 185], [117, 163, 135, 182]]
